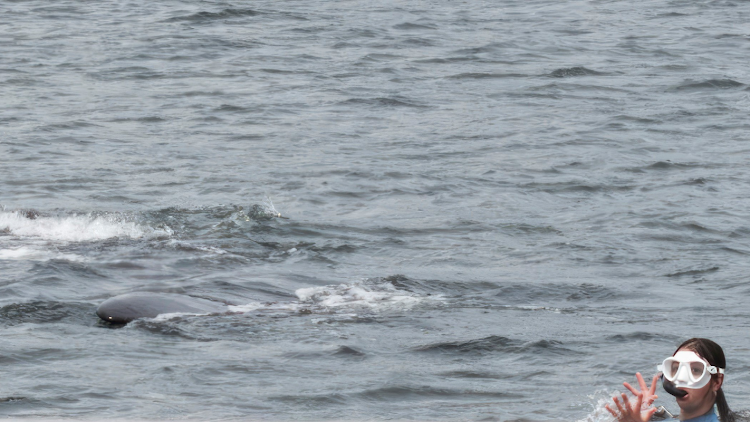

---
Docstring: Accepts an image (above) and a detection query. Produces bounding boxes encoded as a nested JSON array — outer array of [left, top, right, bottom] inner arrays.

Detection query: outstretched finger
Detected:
[[613, 396, 626, 415], [621, 393, 633, 414], [605, 404, 618, 418], [624, 381, 639, 396], [636, 372, 648, 392], [634, 391, 644, 412], [649, 374, 659, 396], [644, 390, 658, 407]]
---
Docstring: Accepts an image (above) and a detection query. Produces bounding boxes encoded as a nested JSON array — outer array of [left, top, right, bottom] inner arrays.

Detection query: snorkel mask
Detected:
[[657, 350, 724, 396]]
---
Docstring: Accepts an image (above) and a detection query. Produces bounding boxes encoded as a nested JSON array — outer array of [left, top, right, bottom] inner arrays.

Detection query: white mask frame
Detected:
[[657, 350, 724, 390]]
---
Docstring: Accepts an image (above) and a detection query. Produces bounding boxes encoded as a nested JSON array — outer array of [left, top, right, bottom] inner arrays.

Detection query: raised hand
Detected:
[[605, 373, 659, 422]]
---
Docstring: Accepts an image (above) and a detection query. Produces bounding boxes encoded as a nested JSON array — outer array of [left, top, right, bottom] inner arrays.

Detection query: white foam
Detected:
[[150, 312, 210, 322], [228, 281, 443, 316], [0, 246, 85, 262], [227, 301, 303, 313], [575, 391, 624, 422], [0, 210, 172, 242], [516, 305, 563, 313], [262, 196, 282, 218], [296, 282, 425, 310]]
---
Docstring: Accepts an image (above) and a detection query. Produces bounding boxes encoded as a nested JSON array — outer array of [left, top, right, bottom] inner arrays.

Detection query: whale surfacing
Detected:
[[96, 292, 229, 323]]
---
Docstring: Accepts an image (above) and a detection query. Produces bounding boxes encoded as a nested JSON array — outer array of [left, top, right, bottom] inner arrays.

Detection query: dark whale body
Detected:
[[96, 292, 229, 323]]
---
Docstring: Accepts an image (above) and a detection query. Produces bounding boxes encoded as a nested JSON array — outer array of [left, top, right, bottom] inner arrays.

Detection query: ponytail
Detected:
[[716, 388, 734, 422]]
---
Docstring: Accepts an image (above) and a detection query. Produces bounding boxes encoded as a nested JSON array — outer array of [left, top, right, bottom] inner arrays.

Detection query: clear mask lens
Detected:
[[663, 358, 708, 382]]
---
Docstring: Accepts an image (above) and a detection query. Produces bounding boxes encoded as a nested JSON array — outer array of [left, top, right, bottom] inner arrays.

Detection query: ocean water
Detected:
[[2, 0, 750, 420]]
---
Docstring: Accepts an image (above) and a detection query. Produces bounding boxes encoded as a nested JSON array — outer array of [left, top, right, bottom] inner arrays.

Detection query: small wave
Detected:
[[0, 210, 172, 242], [165, 8, 261, 23], [415, 336, 577, 356], [685, 177, 709, 185], [448, 72, 527, 80], [333, 345, 365, 357], [606, 332, 681, 342], [0, 301, 93, 326], [520, 181, 636, 194], [673, 79, 745, 91], [438, 370, 507, 380], [167, 241, 228, 255], [654, 12, 689, 18], [127, 319, 207, 340], [337, 97, 427, 108], [548, 67, 606, 78], [353, 385, 521, 401], [0, 397, 27, 403], [397, 37, 436, 47], [281, 345, 366, 360], [268, 393, 347, 406], [665, 266, 720, 278], [414, 335, 518, 354], [214, 104, 250, 112], [393, 22, 437, 30], [624, 160, 701, 171]]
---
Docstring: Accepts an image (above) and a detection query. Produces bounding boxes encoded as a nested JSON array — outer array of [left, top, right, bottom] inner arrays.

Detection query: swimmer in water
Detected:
[[606, 338, 734, 422]]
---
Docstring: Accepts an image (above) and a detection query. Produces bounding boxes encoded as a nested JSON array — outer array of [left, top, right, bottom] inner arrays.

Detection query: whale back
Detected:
[[96, 292, 229, 323]]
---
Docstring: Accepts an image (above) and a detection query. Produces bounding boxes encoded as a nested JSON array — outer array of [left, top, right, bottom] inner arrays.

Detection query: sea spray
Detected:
[[0, 210, 172, 242]]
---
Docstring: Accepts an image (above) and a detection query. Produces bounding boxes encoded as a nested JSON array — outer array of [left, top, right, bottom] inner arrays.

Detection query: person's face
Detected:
[[674, 348, 722, 416]]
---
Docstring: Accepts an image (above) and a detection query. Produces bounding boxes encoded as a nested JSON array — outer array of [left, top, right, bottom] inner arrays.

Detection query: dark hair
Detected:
[[675, 338, 734, 422]]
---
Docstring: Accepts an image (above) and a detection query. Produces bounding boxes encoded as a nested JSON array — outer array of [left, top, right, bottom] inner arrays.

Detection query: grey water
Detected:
[[2, 0, 750, 420]]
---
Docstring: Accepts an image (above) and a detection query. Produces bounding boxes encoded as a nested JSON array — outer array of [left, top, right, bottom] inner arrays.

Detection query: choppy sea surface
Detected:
[[3, 0, 750, 420]]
